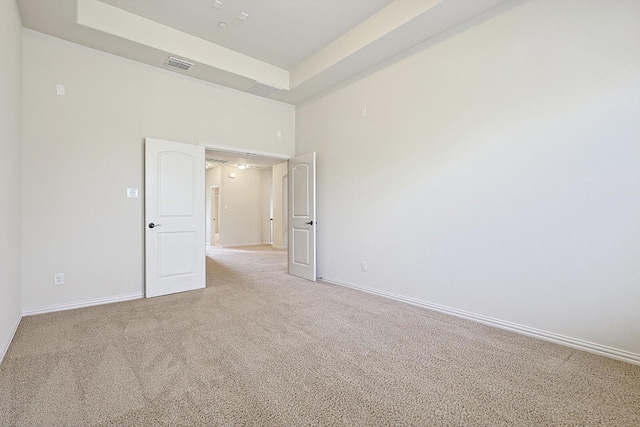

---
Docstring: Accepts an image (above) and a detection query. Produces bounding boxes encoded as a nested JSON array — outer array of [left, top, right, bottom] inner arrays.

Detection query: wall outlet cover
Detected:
[[54, 273, 64, 285]]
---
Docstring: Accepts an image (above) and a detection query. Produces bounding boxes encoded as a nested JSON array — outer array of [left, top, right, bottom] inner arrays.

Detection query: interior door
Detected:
[[288, 152, 316, 281], [145, 138, 205, 298]]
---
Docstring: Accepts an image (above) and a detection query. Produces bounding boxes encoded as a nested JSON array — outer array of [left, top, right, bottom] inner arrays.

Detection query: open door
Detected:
[[288, 152, 316, 281], [145, 138, 205, 298]]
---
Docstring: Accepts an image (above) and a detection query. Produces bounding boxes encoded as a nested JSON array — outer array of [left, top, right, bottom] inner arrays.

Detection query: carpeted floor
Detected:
[[1, 245, 639, 426]]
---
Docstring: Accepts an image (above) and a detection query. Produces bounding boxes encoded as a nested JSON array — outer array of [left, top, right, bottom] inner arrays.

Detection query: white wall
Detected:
[[296, 1, 640, 357], [271, 162, 288, 249], [21, 31, 294, 312], [0, 0, 23, 362], [217, 166, 270, 247]]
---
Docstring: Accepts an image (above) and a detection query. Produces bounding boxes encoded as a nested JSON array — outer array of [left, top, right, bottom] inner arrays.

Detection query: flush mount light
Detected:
[[236, 164, 247, 170], [218, 21, 227, 28], [238, 12, 249, 21]]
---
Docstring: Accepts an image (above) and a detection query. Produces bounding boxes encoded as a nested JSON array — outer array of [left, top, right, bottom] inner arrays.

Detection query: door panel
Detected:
[[293, 165, 309, 216], [145, 138, 205, 298], [159, 153, 195, 216], [158, 232, 195, 276], [292, 229, 310, 265], [288, 152, 316, 281]]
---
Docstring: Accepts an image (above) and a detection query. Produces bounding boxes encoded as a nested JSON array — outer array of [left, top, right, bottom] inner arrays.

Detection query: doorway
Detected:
[[204, 148, 288, 250], [201, 146, 316, 282], [210, 186, 220, 246]]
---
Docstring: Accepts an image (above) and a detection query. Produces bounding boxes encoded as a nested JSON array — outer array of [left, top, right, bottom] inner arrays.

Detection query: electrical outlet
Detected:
[[54, 273, 64, 285], [361, 261, 368, 272]]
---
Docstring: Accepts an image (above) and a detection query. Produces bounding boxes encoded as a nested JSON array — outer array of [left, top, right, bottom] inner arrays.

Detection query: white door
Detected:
[[288, 152, 316, 281], [145, 138, 205, 298]]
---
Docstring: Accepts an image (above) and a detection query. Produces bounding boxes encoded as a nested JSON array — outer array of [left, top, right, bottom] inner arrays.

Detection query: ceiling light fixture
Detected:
[[211, 0, 222, 9], [238, 12, 249, 21], [236, 164, 247, 170], [218, 21, 227, 28]]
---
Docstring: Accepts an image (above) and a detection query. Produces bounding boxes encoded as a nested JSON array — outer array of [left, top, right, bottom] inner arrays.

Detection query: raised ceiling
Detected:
[[99, 0, 393, 70], [16, 0, 511, 105]]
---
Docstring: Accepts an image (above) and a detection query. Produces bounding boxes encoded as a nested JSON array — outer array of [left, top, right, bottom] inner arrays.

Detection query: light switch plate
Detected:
[[56, 84, 65, 95], [127, 188, 139, 198]]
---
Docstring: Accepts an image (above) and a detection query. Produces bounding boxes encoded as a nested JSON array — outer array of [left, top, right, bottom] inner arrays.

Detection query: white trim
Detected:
[[22, 293, 143, 317], [321, 277, 640, 366], [272, 245, 287, 250], [0, 314, 22, 364]]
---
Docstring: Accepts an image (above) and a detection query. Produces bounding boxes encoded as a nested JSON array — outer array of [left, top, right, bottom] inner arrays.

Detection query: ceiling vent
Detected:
[[245, 81, 281, 98], [165, 56, 194, 71], [205, 158, 229, 164]]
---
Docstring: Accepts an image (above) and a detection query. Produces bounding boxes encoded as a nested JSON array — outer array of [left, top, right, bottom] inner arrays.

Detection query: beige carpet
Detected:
[[1, 245, 638, 426]]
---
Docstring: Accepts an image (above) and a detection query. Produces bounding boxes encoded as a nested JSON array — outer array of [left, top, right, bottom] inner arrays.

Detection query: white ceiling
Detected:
[[16, 0, 512, 104], [99, 0, 393, 70], [205, 149, 286, 170]]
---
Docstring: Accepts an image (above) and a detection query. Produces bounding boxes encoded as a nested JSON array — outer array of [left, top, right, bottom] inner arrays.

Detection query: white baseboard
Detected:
[[321, 277, 640, 366], [22, 292, 144, 317], [272, 245, 287, 250], [0, 313, 22, 365]]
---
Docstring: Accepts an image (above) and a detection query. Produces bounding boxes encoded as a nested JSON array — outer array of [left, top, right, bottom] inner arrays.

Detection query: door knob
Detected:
[[305, 221, 314, 225], [148, 223, 162, 229]]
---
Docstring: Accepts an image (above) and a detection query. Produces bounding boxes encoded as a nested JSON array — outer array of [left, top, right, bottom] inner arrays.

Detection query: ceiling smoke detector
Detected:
[[165, 57, 194, 71], [245, 81, 281, 98]]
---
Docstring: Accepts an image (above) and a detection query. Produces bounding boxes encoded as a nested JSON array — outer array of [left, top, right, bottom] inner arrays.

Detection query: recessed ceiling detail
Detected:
[[17, 0, 513, 104]]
